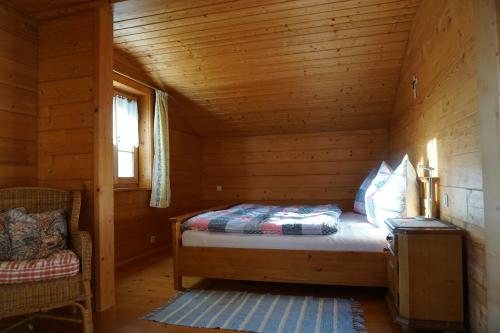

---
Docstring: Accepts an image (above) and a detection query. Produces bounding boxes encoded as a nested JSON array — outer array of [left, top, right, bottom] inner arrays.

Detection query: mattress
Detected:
[[181, 212, 387, 252]]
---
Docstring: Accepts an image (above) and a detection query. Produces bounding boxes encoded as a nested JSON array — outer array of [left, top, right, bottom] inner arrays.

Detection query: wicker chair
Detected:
[[0, 187, 93, 333]]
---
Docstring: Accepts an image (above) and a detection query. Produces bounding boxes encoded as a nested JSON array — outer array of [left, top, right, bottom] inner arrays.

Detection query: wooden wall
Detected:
[[0, 3, 38, 187], [474, 0, 500, 330], [38, 9, 97, 233], [2, 1, 202, 305], [388, 1, 486, 331], [113, 53, 202, 265], [37, 6, 116, 311], [202, 129, 387, 209]]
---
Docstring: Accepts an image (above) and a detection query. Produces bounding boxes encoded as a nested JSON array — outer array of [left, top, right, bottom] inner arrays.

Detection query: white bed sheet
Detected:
[[181, 212, 387, 252]]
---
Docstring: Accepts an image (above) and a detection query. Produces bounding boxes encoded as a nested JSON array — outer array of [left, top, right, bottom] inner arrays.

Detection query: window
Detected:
[[113, 92, 140, 186], [113, 73, 153, 190]]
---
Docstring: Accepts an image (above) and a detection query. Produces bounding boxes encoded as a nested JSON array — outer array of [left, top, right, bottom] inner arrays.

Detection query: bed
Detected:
[[170, 204, 389, 290]]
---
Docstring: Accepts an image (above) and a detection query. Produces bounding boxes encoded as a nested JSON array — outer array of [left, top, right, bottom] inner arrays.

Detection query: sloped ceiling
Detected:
[[113, 0, 420, 137], [9, 0, 93, 16]]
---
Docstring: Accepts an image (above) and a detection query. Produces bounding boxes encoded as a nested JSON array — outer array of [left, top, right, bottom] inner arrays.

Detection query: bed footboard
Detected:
[[178, 246, 387, 287]]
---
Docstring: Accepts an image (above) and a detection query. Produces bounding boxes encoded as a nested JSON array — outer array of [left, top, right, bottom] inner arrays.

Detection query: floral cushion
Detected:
[[0, 211, 11, 261], [365, 161, 393, 226], [353, 168, 377, 215], [7, 209, 68, 260], [0, 208, 26, 261]]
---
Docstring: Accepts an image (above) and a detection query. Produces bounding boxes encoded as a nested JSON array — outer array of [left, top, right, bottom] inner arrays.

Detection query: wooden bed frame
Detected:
[[170, 204, 388, 290]]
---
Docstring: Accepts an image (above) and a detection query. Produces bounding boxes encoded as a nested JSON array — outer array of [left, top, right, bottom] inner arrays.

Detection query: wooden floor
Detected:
[[3, 252, 401, 332]]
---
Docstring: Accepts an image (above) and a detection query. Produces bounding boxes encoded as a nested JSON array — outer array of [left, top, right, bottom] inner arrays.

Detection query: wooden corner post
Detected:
[[94, 3, 115, 311]]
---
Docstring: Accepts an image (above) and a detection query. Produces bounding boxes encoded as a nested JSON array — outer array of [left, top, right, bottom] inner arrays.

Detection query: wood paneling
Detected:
[[480, 0, 500, 332], [38, 9, 96, 232], [0, 2, 37, 187], [388, 1, 486, 331], [10, 0, 101, 19], [202, 129, 387, 208], [37, 6, 116, 311], [113, 128, 202, 264], [475, 0, 500, 330], [11, 0, 90, 12], [113, 52, 203, 265], [112, 0, 421, 137]]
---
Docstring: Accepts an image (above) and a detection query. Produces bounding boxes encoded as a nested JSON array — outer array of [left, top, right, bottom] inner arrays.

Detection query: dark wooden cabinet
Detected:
[[384, 218, 465, 332]]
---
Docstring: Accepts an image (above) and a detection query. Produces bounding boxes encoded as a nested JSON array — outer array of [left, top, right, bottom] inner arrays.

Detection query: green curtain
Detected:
[[150, 90, 171, 208]]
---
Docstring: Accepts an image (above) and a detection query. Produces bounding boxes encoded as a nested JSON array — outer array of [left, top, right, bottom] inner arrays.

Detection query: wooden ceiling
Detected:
[[117, 0, 419, 136], [10, 0, 93, 16]]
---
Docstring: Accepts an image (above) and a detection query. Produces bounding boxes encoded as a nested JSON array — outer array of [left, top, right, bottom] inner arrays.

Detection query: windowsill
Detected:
[[114, 187, 152, 192]]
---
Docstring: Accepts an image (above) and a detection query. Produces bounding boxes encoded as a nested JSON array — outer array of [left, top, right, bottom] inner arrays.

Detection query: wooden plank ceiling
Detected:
[[10, 0, 94, 16], [120, 0, 419, 136]]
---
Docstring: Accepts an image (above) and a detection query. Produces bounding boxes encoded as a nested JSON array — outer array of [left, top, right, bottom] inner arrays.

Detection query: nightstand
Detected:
[[384, 218, 465, 332]]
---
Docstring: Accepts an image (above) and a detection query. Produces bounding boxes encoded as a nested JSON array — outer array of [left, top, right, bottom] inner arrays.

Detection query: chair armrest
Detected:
[[71, 231, 92, 281]]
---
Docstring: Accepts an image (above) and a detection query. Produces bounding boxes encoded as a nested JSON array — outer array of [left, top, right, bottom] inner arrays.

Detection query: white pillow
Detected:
[[372, 154, 419, 229], [365, 161, 393, 225]]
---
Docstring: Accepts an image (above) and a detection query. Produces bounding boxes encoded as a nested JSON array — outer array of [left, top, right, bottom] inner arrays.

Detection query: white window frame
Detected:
[[113, 90, 139, 188]]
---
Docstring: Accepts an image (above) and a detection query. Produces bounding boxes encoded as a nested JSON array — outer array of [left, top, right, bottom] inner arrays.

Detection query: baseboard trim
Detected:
[[115, 245, 169, 269]]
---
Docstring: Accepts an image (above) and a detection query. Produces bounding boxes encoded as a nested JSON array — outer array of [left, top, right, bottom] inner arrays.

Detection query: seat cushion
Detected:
[[7, 208, 68, 260], [0, 249, 79, 284]]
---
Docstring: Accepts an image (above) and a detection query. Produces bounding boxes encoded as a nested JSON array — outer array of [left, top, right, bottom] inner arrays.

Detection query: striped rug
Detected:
[[143, 289, 366, 333]]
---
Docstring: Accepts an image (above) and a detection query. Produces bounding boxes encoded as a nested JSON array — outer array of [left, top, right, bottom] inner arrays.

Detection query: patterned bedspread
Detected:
[[182, 204, 342, 235]]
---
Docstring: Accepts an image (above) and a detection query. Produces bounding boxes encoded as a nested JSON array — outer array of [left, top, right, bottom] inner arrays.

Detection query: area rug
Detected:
[[143, 289, 366, 333]]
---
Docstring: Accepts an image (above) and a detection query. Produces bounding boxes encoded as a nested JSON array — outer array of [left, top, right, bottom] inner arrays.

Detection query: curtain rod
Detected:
[[113, 69, 160, 91], [113, 69, 178, 103]]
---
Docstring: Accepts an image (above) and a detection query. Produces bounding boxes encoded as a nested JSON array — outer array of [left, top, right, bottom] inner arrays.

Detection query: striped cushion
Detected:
[[0, 249, 79, 284], [353, 168, 377, 215], [365, 161, 393, 226]]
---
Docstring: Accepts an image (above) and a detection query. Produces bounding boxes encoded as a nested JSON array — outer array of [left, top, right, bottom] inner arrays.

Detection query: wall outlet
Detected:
[[443, 193, 449, 207], [150, 235, 156, 244], [216, 185, 223, 191]]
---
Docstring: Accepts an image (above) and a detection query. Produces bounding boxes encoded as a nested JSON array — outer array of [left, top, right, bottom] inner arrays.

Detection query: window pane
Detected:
[[113, 95, 139, 148], [113, 93, 139, 182], [117, 151, 135, 178]]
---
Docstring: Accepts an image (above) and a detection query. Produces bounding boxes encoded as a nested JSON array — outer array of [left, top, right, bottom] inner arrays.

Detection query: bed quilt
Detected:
[[182, 204, 342, 235]]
